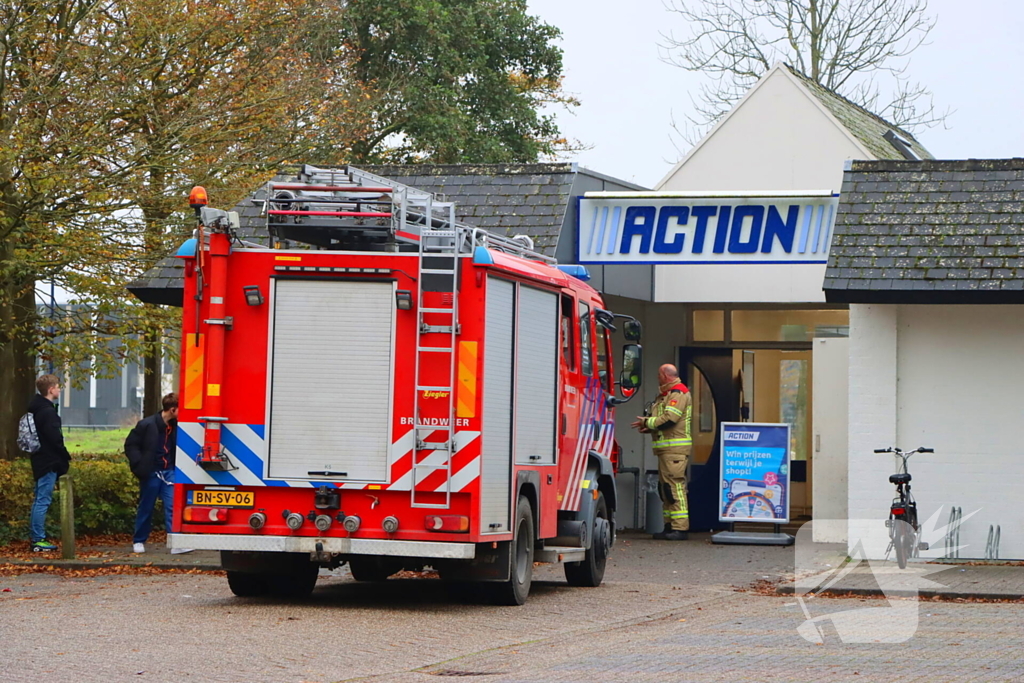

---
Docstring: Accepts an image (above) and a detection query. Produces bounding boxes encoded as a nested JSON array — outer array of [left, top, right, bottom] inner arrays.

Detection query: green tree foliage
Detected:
[[0, 455, 139, 543], [0, 0, 371, 458], [343, 0, 578, 163], [1, 0, 572, 460]]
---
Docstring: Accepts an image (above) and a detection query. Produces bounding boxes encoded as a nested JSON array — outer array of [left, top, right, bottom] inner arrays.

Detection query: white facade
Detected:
[[654, 262, 829, 304], [656, 65, 872, 194], [847, 304, 1024, 560]]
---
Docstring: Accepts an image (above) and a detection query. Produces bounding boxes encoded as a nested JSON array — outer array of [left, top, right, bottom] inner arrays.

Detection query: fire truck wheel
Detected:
[[226, 571, 270, 597], [348, 556, 400, 582], [564, 492, 609, 588], [492, 495, 534, 606], [266, 562, 320, 599]]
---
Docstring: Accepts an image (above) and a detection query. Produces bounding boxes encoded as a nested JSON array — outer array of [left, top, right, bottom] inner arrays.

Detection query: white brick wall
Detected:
[[848, 303, 1024, 560], [847, 304, 899, 558]]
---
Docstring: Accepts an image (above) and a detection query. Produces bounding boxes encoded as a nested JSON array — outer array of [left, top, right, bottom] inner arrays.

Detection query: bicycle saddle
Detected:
[[889, 473, 912, 484]]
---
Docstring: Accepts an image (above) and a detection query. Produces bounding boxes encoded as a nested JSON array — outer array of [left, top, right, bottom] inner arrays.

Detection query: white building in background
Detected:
[[582, 62, 932, 534], [827, 159, 1024, 561]]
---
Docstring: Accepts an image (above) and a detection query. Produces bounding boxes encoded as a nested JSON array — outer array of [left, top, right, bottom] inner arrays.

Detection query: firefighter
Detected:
[[631, 364, 692, 541]]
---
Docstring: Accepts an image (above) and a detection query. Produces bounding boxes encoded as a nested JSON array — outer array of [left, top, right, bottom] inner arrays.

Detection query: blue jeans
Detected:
[[29, 471, 58, 543], [133, 469, 174, 544]]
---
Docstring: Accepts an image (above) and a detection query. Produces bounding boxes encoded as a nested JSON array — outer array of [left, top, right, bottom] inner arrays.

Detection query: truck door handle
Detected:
[[561, 413, 567, 435]]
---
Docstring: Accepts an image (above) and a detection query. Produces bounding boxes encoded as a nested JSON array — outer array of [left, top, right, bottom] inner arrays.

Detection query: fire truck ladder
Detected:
[[410, 194, 462, 509]]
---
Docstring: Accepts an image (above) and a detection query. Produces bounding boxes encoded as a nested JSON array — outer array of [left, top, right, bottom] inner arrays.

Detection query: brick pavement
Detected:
[[3, 533, 1024, 682], [400, 592, 1024, 682]]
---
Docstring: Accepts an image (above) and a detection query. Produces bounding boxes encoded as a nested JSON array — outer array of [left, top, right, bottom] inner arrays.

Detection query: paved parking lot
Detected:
[[2, 533, 1022, 682]]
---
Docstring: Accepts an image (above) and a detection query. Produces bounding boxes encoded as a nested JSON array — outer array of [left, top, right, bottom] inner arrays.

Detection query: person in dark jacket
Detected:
[[125, 393, 191, 554], [27, 374, 71, 551]]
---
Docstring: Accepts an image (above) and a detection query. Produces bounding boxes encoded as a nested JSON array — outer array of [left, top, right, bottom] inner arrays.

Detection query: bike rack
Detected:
[[944, 506, 962, 559], [985, 524, 1001, 560]]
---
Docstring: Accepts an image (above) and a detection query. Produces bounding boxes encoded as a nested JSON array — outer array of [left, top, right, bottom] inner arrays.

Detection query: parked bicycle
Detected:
[[874, 445, 933, 569]]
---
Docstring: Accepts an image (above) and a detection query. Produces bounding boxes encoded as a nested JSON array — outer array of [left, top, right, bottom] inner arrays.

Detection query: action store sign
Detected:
[[577, 193, 838, 265], [719, 422, 790, 524]]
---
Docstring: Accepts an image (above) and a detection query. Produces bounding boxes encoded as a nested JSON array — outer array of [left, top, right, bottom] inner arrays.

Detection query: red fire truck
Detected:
[[169, 165, 643, 605]]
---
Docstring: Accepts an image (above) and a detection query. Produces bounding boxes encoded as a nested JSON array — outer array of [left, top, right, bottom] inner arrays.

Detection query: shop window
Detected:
[[731, 309, 849, 343], [692, 310, 725, 342]]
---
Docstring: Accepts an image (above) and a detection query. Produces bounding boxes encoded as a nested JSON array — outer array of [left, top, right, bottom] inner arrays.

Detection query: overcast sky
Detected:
[[526, 0, 1024, 188]]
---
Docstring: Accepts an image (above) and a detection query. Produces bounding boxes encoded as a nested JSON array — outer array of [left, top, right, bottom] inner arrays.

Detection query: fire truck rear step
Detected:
[[170, 533, 476, 559]]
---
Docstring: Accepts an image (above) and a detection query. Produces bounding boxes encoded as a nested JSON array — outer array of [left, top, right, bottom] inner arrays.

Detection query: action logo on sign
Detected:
[[577, 194, 838, 265]]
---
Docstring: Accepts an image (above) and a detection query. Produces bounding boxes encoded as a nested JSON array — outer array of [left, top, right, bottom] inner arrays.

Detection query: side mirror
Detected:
[[623, 319, 642, 342], [620, 344, 643, 391]]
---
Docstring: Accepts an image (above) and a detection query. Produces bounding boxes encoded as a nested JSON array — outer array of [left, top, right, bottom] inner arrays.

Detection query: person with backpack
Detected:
[[125, 392, 192, 554], [24, 374, 71, 552]]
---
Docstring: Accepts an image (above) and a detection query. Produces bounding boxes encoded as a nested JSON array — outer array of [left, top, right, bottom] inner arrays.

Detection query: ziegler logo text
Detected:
[[421, 391, 451, 399]]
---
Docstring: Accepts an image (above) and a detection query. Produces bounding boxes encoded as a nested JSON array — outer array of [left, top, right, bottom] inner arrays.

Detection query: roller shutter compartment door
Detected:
[[267, 279, 395, 482], [514, 286, 558, 465], [481, 278, 514, 533]]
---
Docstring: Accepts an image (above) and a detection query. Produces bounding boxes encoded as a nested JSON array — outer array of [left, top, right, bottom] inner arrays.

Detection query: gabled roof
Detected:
[[656, 62, 933, 188], [825, 159, 1024, 304], [781, 64, 933, 162], [127, 163, 643, 306]]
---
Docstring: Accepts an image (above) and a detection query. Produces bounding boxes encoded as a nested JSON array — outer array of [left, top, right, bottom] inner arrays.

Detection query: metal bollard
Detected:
[[59, 474, 75, 559]]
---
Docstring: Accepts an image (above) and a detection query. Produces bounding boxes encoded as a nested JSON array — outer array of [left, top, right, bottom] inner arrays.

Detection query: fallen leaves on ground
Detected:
[[0, 563, 224, 579], [0, 541, 115, 561], [748, 578, 1024, 604], [389, 569, 440, 580]]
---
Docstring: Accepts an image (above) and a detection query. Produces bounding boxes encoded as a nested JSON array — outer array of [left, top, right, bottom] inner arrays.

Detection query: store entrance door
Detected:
[[679, 348, 737, 532]]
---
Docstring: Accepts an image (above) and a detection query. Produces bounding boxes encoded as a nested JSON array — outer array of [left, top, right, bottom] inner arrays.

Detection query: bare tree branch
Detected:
[[660, 0, 949, 142]]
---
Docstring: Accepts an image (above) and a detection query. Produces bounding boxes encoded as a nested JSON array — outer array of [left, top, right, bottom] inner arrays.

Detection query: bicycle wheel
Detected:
[[893, 518, 909, 569]]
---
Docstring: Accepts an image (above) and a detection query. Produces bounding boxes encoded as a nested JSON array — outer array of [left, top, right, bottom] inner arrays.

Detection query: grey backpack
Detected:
[[17, 412, 40, 453]]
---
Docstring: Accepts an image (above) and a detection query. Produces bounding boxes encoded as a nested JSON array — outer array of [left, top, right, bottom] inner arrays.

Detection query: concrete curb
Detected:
[[776, 582, 1024, 601], [0, 558, 222, 572]]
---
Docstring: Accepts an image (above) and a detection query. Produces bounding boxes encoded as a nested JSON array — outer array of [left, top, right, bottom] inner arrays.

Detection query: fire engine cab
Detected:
[[170, 165, 643, 605]]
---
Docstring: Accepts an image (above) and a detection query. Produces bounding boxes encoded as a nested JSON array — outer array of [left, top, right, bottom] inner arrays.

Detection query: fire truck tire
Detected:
[[348, 556, 400, 582], [564, 491, 609, 588], [266, 562, 320, 598], [226, 571, 270, 597], [492, 495, 534, 606]]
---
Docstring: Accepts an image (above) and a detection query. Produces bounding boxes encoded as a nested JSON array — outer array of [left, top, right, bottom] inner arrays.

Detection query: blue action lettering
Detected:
[[616, 204, 803, 256]]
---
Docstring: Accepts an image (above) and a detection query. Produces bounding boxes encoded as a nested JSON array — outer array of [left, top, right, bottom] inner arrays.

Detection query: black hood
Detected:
[[28, 393, 56, 414]]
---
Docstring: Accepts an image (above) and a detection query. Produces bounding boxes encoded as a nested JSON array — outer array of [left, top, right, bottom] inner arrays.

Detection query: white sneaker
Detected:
[[170, 548, 194, 555], [132, 543, 145, 554]]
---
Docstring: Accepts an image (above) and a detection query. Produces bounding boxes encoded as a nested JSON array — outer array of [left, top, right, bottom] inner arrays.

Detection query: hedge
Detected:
[[0, 454, 155, 545]]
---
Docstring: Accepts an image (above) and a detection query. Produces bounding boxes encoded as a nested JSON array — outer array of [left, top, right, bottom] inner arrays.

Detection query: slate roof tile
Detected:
[[825, 159, 1024, 301], [787, 65, 933, 161]]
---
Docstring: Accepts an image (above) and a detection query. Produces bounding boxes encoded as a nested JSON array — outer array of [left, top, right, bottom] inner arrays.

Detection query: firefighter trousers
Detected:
[[656, 448, 690, 531]]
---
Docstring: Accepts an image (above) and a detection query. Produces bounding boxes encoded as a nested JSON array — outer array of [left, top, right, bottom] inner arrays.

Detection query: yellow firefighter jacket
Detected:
[[645, 381, 692, 451]]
